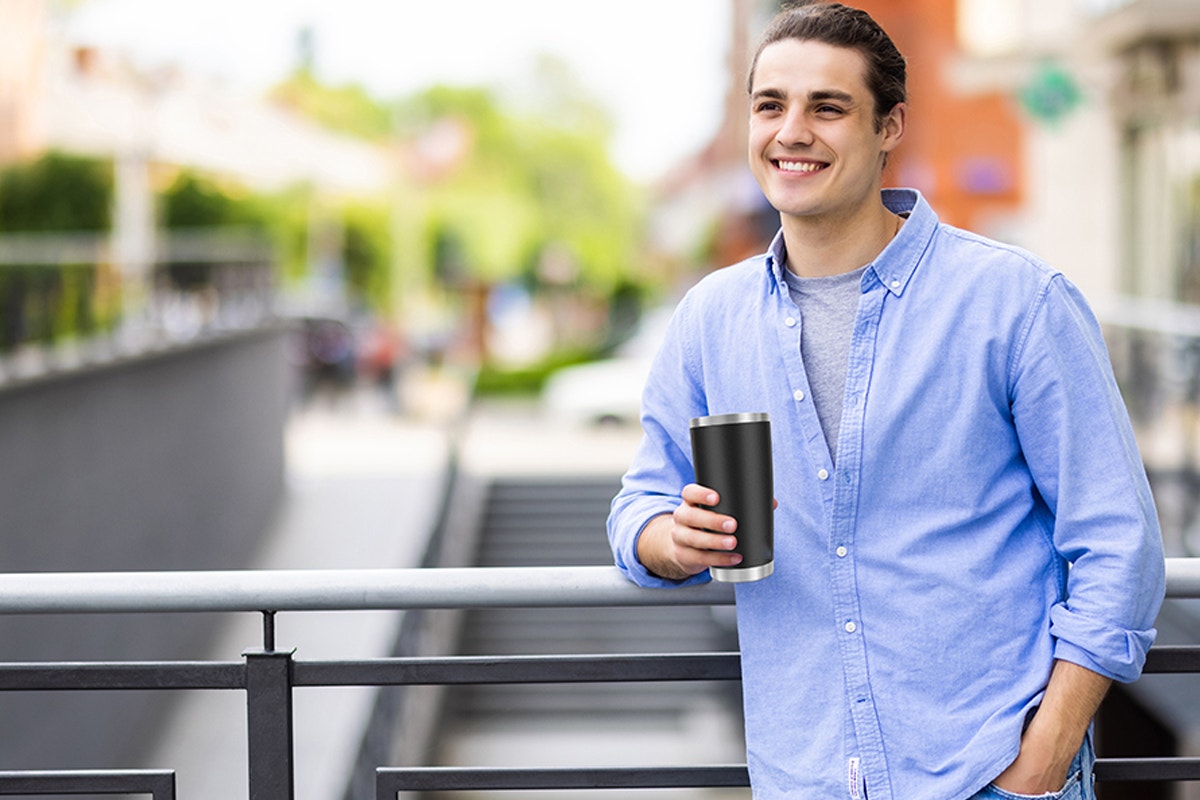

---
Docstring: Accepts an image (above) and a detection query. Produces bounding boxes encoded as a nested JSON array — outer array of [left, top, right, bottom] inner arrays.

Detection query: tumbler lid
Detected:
[[690, 412, 770, 428]]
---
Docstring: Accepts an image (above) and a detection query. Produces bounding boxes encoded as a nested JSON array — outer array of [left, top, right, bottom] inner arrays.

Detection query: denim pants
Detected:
[[968, 735, 1095, 800]]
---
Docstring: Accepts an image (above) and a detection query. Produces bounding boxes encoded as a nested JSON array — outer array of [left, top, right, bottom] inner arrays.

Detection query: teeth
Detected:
[[778, 161, 824, 173]]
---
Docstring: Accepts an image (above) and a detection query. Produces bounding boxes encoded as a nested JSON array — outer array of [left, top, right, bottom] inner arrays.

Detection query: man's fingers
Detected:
[[681, 482, 719, 507], [677, 484, 738, 533]]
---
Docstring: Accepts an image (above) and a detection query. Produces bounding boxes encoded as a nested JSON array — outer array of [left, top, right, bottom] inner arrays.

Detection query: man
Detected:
[[607, 3, 1166, 799]]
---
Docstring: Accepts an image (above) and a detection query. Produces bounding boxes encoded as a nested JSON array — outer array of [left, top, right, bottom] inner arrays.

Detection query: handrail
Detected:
[[0, 769, 175, 798], [2, 559, 1198, 615], [1, 559, 1198, 798], [0, 565, 734, 614]]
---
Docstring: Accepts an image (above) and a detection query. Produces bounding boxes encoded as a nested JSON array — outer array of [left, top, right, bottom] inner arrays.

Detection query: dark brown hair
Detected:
[[748, 2, 907, 130]]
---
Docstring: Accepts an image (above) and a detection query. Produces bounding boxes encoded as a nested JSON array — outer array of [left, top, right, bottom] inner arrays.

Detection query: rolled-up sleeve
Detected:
[[1012, 275, 1166, 682], [608, 297, 713, 589]]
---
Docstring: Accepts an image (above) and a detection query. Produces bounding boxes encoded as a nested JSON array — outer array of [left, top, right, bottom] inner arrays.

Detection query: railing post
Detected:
[[244, 646, 295, 800]]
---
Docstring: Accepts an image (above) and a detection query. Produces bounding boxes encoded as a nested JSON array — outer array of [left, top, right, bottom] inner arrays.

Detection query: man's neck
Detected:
[[781, 202, 900, 278]]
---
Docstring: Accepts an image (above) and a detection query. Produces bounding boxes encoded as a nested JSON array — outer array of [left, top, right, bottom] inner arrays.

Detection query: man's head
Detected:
[[744, 2, 908, 245], [748, 2, 906, 132]]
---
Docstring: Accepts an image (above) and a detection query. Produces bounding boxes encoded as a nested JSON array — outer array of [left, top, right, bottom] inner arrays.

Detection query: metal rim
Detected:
[[690, 413, 770, 428], [710, 561, 774, 583]]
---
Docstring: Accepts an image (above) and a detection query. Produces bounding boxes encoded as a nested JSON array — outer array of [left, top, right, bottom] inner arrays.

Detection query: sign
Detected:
[[1018, 61, 1083, 125]]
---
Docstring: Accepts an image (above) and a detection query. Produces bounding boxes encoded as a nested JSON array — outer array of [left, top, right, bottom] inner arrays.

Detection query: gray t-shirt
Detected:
[[783, 265, 867, 463]]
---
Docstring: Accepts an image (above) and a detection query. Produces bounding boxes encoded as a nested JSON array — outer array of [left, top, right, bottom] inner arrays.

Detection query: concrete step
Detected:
[[438, 474, 745, 776]]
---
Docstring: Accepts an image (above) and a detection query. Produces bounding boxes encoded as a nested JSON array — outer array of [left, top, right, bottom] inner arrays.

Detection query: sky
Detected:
[[62, 0, 734, 182]]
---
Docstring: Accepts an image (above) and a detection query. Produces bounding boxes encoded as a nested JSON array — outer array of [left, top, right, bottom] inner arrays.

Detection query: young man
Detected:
[[607, 3, 1166, 799]]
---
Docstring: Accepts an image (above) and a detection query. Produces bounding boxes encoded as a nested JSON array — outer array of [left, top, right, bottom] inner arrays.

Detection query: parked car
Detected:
[[541, 307, 673, 426]]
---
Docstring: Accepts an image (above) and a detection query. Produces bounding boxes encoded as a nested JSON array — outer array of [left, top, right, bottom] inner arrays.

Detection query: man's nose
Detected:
[[776, 109, 814, 147]]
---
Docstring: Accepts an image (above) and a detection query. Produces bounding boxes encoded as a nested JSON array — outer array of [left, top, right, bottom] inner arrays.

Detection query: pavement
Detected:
[[145, 377, 648, 800]]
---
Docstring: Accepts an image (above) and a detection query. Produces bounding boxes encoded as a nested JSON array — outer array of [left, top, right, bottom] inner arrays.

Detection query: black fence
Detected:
[[0, 565, 1198, 798]]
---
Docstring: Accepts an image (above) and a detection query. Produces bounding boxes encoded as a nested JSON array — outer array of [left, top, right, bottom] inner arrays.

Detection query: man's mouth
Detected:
[[775, 159, 828, 174]]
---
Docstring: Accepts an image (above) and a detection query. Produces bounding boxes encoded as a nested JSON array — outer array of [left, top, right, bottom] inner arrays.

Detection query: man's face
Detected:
[[748, 39, 902, 227]]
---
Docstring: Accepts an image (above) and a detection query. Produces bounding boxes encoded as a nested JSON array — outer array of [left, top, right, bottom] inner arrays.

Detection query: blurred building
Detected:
[[0, 0, 46, 165], [949, 0, 1200, 313], [0, 1, 399, 321], [864, 0, 1025, 236], [0, 1, 390, 191], [952, 0, 1200, 534]]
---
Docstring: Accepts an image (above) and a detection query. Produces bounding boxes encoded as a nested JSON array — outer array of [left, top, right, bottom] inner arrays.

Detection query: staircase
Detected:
[[429, 475, 748, 799]]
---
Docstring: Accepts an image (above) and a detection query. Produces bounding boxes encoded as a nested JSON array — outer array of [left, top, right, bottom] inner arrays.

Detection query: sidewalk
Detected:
[[459, 396, 643, 478], [147, 392, 455, 800], [145, 384, 648, 800]]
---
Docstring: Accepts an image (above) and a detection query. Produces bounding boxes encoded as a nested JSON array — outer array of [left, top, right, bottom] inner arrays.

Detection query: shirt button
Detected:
[[784, 316, 797, 327], [836, 546, 848, 557], [890, 279, 901, 289], [818, 469, 830, 481], [793, 389, 805, 402], [845, 621, 857, 633]]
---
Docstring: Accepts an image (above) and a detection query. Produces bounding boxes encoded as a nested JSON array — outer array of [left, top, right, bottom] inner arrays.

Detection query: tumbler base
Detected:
[[710, 561, 774, 583]]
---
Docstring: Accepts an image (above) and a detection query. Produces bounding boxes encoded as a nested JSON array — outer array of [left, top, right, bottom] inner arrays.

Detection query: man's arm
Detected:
[[991, 659, 1111, 794]]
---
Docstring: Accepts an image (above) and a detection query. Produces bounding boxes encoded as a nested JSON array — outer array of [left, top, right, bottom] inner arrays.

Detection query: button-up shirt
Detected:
[[608, 189, 1165, 800]]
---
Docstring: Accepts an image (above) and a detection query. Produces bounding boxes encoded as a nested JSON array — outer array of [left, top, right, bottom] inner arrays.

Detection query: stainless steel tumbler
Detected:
[[689, 412, 774, 583]]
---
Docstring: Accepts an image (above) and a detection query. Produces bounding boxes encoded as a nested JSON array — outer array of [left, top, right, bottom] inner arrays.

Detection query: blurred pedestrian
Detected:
[[358, 319, 408, 414]]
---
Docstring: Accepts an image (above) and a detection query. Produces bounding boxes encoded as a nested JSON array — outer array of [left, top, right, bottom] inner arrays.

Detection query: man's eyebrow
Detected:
[[750, 87, 786, 102], [749, 87, 858, 105], [809, 89, 855, 104]]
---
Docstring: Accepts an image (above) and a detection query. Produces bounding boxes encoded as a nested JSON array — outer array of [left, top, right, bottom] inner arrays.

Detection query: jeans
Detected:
[[968, 736, 1095, 800]]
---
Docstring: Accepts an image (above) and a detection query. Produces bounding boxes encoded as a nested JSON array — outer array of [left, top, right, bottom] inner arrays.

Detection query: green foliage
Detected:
[[474, 344, 600, 397], [258, 184, 317, 283], [0, 63, 651, 353], [397, 83, 645, 289], [0, 152, 111, 231], [341, 201, 393, 313], [160, 171, 267, 228], [266, 61, 652, 320], [0, 153, 116, 349], [270, 70, 395, 140]]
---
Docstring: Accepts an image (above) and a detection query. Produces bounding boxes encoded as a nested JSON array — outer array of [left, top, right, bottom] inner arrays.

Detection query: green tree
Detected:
[[267, 59, 651, 342], [160, 171, 265, 228], [397, 81, 644, 289], [0, 153, 115, 349], [341, 201, 393, 313], [270, 70, 394, 140], [0, 152, 111, 231]]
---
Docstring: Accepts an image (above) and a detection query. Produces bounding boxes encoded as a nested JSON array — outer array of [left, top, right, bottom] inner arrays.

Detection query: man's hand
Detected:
[[636, 483, 746, 580], [991, 660, 1111, 794]]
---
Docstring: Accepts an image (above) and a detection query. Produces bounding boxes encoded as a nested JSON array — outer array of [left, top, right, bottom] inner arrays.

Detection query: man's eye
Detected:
[[816, 105, 844, 116], [754, 102, 782, 114]]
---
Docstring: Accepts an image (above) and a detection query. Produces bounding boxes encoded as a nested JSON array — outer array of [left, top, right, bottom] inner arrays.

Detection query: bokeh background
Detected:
[[2, 1, 1200, 798]]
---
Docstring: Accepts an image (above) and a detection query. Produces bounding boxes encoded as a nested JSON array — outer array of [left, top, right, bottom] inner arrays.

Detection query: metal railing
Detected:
[[0, 228, 275, 385], [1, 561, 1199, 798]]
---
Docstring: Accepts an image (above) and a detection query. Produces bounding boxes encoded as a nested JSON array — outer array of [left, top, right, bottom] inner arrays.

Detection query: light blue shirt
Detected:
[[608, 189, 1165, 800]]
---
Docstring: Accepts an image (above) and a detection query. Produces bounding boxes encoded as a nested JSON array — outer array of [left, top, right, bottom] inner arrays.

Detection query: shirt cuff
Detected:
[[1050, 604, 1156, 683]]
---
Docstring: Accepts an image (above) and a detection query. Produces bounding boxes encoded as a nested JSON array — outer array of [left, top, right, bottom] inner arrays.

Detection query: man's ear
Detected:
[[881, 102, 907, 154]]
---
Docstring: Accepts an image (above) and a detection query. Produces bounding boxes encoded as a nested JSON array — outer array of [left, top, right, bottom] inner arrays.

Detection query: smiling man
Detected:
[[607, 3, 1166, 799]]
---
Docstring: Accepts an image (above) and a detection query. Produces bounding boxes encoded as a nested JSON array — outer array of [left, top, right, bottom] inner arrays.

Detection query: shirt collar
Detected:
[[763, 188, 937, 298], [874, 187, 934, 297], [765, 229, 788, 295]]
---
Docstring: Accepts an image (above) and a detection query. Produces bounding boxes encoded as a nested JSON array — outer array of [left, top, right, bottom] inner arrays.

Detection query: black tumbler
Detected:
[[689, 412, 774, 583]]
